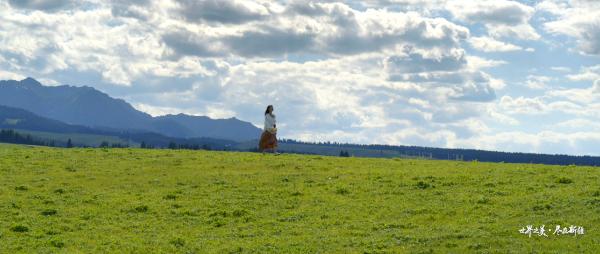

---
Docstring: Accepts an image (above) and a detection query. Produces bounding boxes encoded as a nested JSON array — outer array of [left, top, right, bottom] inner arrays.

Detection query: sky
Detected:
[[1, 0, 600, 155]]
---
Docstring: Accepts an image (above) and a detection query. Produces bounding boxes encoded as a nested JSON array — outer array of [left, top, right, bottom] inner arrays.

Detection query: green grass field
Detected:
[[1, 143, 599, 253]]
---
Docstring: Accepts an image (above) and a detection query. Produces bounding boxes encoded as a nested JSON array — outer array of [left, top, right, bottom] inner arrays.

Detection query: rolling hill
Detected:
[[1, 144, 598, 253], [0, 105, 97, 134]]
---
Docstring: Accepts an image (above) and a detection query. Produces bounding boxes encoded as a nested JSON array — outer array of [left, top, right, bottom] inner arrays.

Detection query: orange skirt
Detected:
[[258, 130, 277, 151]]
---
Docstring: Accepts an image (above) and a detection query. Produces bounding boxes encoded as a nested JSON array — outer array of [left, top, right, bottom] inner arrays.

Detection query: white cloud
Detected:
[[0, 70, 25, 80], [447, 0, 533, 25], [499, 96, 548, 114], [465, 56, 507, 69], [456, 130, 600, 155], [556, 118, 600, 131], [468, 36, 524, 52], [567, 65, 600, 81], [540, 0, 600, 55], [446, 0, 540, 40], [133, 102, 237, 119], [550, 66, 572, 72], [486, 108, 520, 125], [486, 23, 541, 41], [525, 75, 553, 90], [157, 3, 473, 58], [133, 103, 193, 117], [174, 0, 270, 24], [547, 84, 600, 106], [7, 0, 75, 12]]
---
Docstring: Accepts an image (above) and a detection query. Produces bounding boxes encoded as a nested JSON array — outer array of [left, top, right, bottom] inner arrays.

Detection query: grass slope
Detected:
[[1, 144, 599, 253]]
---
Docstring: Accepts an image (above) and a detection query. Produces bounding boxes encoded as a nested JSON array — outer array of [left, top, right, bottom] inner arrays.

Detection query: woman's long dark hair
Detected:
[[264, 105, 273, 115]]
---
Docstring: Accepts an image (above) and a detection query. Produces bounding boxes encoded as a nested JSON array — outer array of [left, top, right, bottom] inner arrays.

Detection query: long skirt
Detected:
[[258, 130, 278, 151]]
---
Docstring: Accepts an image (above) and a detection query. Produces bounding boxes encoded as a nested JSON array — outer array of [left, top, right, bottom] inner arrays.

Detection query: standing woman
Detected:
[[259, 105, 279, 154]]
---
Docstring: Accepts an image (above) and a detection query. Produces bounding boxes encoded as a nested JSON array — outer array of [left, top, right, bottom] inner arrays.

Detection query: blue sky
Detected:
[[1, 0, 599, 155]]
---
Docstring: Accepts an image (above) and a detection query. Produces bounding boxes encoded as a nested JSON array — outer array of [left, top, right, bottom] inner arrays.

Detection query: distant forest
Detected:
[[276, 139, 600, 167], [2, 129, 599, 167], [0, 129, 55, 147]]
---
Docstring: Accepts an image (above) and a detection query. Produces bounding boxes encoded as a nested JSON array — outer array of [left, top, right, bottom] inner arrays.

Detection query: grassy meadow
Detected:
[[1, 143, 599, 253]]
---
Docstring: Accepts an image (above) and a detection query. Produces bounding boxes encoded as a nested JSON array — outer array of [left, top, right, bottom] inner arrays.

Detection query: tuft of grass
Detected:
[[14, 185, 28, 191], [133, 205, 149, 213], [209, 211, 228, 218], [556, 177, 573, 184], [212, 179, 226, 185], [232, 209, 248, 217], [532, 203, 553, 211], [585, 198, 600, 207], [208, 218, 225, 228], [41, 209, 58, 216], [476, 196, 491, 205], [10, 225, 29, 233], [483, 182, 496, 187], [181, 210, 199, 217], [163, 194, 177, 200], [335, 187, 350, 195], [169, 238, 185, 248], [468, 243, 484, 250], [46, 230, 60, 236], [49, 239, 65, 248], [415, 181, 432, 189]]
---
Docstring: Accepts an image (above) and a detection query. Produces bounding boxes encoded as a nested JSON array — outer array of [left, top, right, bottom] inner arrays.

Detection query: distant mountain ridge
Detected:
[[0, 78, 262, 141], [155, 114, 261, 142], [0, 104, 240, 149]]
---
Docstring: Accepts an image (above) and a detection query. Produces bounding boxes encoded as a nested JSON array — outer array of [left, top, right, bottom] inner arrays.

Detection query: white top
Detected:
[[264, 113, 276, 131]]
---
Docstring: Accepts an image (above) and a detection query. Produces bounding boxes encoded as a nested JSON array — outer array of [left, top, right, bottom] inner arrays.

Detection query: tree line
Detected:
[[0, 129, 55, 147], [278, 139, 600, 166]]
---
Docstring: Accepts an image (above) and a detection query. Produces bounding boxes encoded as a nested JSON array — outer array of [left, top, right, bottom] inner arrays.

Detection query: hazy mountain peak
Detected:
[[21, 77, 42, 87]]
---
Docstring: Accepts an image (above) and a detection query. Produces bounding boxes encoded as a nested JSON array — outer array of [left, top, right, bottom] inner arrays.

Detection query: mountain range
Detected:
[[0, 103, 242, 149], [0, 78, 262, 142]]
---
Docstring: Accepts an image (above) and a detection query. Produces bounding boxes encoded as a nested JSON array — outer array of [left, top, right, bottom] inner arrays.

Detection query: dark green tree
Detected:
[[99, 141, 109, 148]]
